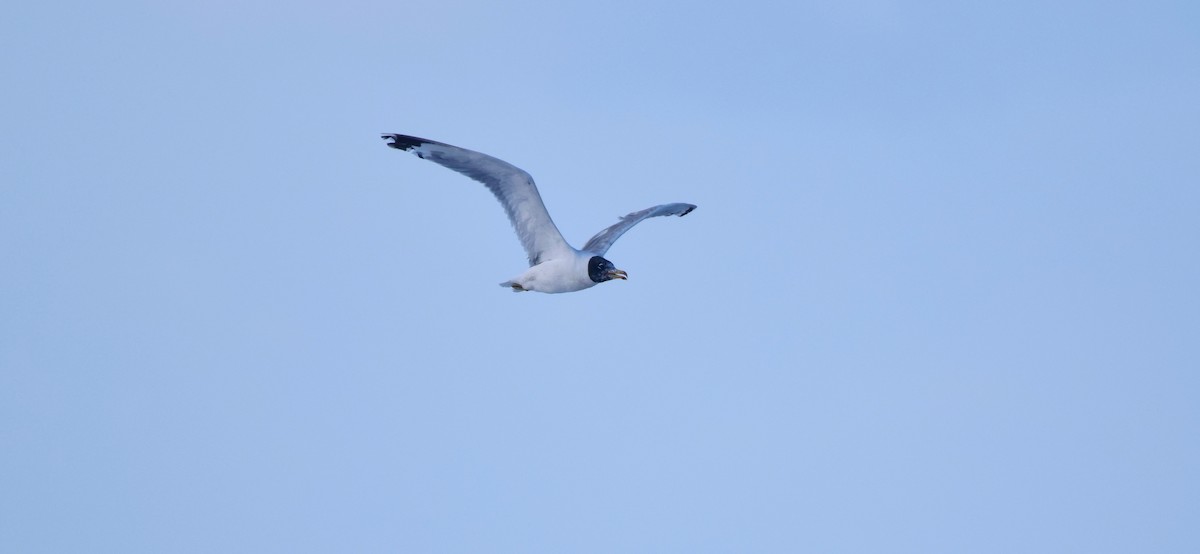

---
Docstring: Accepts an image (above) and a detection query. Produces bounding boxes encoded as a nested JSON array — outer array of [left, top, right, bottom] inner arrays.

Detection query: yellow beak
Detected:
[[608, 269, 628, 280]]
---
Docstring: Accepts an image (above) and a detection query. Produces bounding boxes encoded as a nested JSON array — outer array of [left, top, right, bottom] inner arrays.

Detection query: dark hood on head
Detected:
[[588, 256, 616, 283]]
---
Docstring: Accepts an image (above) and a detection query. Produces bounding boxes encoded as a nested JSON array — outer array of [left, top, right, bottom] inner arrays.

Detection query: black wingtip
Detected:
[[381, 133, 426, 151], [680, 205, 696, 216]]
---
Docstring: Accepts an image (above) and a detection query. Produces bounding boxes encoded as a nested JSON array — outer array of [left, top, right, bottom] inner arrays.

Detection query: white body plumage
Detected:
[[502, 251, 597, 294]]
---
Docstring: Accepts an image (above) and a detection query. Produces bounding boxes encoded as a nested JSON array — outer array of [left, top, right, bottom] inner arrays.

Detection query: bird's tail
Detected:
[[500, 281, 527, 292]]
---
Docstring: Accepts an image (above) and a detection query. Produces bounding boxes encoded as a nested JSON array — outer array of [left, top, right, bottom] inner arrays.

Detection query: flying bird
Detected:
[[381, 133, 696, 293]]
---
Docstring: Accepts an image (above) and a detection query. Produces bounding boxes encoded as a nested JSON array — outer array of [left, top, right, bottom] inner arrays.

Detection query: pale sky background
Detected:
[[3, 1, 1199, 552]]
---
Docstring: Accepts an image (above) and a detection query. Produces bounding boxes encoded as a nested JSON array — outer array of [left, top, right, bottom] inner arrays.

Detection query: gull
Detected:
[[382, 133, 696, 293]]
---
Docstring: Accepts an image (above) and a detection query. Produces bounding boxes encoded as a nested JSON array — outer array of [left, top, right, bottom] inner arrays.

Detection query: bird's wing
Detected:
[[581, 203, 697, 256], [382, 134, 573, 266]]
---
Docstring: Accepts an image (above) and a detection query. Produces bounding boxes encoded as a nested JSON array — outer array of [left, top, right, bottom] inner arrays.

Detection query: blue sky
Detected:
[[3, 1, 1198, 552]]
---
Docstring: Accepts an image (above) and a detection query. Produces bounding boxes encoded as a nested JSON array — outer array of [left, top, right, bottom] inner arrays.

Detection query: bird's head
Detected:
[[588, 256, 628, 284]]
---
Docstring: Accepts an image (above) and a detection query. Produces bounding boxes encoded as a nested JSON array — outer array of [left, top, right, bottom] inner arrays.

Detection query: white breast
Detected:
[[507, 252, 597, 294]]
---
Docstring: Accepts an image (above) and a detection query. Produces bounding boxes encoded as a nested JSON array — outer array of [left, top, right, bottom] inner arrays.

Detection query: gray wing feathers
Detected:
[[582, 203, 697, 256], [382, 134, 572, 266]]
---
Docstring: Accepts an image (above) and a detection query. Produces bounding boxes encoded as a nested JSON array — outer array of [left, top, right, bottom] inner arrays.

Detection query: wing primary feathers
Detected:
[[382, 134, 437, 157], [381, 133, 574, 265], [581, 203, 697, 256]]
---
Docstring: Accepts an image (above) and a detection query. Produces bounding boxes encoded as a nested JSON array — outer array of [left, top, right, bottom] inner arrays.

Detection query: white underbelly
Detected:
[[511, 258, 596, 294]]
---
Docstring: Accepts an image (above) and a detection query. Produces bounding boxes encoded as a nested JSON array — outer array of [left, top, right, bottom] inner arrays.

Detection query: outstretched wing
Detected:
[[582, 203, 697, 256], [382, 134, 574, 266]]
